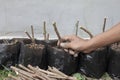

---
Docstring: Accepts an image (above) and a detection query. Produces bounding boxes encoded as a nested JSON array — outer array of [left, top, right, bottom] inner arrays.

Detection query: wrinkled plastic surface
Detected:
[[78, 47, 108, 78], [37, 40, 58, 69], [0, 40, 20, 69], [19, 40, 46, 69], [18, 39, 57, 69], [107, 43, 120, 79], [47, 46, 79, 75]]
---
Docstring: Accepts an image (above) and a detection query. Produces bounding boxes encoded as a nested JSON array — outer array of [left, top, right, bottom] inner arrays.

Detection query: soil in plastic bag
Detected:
[[78, 47, 108, 78], [47, 46, 79, 75], [15, 38, 57, 46], [0, 39, 20, 69], [36, 39, 58, 47], [19, 39, 46, 69], [107, 42, 120, 79]]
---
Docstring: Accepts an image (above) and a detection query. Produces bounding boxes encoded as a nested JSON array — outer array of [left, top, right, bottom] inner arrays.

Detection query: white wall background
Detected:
[[0, 0, 120, 39]]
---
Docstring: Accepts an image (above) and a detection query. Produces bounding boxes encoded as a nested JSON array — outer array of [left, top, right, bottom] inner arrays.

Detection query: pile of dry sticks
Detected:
[[6, 64, 76, 80]]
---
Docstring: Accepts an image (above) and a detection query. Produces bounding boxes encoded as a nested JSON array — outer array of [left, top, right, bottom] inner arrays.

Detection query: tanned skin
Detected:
[[60, 22, 120, 53]]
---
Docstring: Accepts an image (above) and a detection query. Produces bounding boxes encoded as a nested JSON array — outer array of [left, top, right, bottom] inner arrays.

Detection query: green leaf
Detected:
[[73, 73, 86, 80]]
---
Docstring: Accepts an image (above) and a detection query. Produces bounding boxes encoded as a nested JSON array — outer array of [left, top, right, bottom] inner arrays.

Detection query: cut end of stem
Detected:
[[53, 22, 56, 27]]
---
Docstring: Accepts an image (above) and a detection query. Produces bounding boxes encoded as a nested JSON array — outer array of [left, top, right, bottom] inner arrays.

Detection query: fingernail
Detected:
[[74, 54, 78, 57], [69, 50, 75, 55], [60, 43, 65, 47], [64, 49, 68, 52]]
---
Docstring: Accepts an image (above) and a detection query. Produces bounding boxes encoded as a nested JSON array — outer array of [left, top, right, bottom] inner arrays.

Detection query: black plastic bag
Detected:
[[47, 46, 79, 75], [78, 47, 108, 78], [19, 40, 46, 69], [0, 40, 20, 69], [107, 43, 120, 79], [17, 38, 57, 69], [36, 39, 58, 70]]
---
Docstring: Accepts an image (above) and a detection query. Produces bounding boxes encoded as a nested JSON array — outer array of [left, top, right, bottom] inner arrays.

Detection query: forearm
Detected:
[[86, 23, 120, 52]]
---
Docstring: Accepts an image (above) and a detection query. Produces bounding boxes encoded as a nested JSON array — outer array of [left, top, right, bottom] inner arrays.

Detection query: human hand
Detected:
[[58, 34, 91, 53]]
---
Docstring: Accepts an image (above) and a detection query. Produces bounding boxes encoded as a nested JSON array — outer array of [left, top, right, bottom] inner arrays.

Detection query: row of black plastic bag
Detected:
[[0, 39, 120, 79], [0, 39, 78, 75], [79, 42, 120, 79]]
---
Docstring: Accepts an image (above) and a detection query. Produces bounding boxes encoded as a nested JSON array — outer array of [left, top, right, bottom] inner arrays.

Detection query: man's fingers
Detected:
[[64, 49, 68, 52], [64, 49, 75, 55], [57, 35, 77, 47], [61, 35, 75, 41], [57, 35, 72, 46], [57, 40, 61, 46], [64, 49, 79, 57], [60, 42, 71, 49], [69, 50, 75, 55]]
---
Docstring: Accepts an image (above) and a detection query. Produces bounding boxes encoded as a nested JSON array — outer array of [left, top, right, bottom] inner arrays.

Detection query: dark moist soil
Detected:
[[14, 38, 58, 46], [79, 47, 108, 79], [107, 42, 120, 79], [47, 46, 79, 75], [36, 40, 58, 47]]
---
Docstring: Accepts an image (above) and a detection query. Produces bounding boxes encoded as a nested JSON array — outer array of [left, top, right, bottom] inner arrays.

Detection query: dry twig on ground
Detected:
[[6, 64, 76, 80]]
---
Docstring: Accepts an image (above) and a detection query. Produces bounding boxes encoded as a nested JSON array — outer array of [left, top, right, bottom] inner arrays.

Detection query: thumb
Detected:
[[60, 42, 71, 49]]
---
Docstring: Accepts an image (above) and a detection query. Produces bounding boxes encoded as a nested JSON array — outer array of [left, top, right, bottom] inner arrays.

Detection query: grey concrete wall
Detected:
[[0, 0, 120, 38]]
